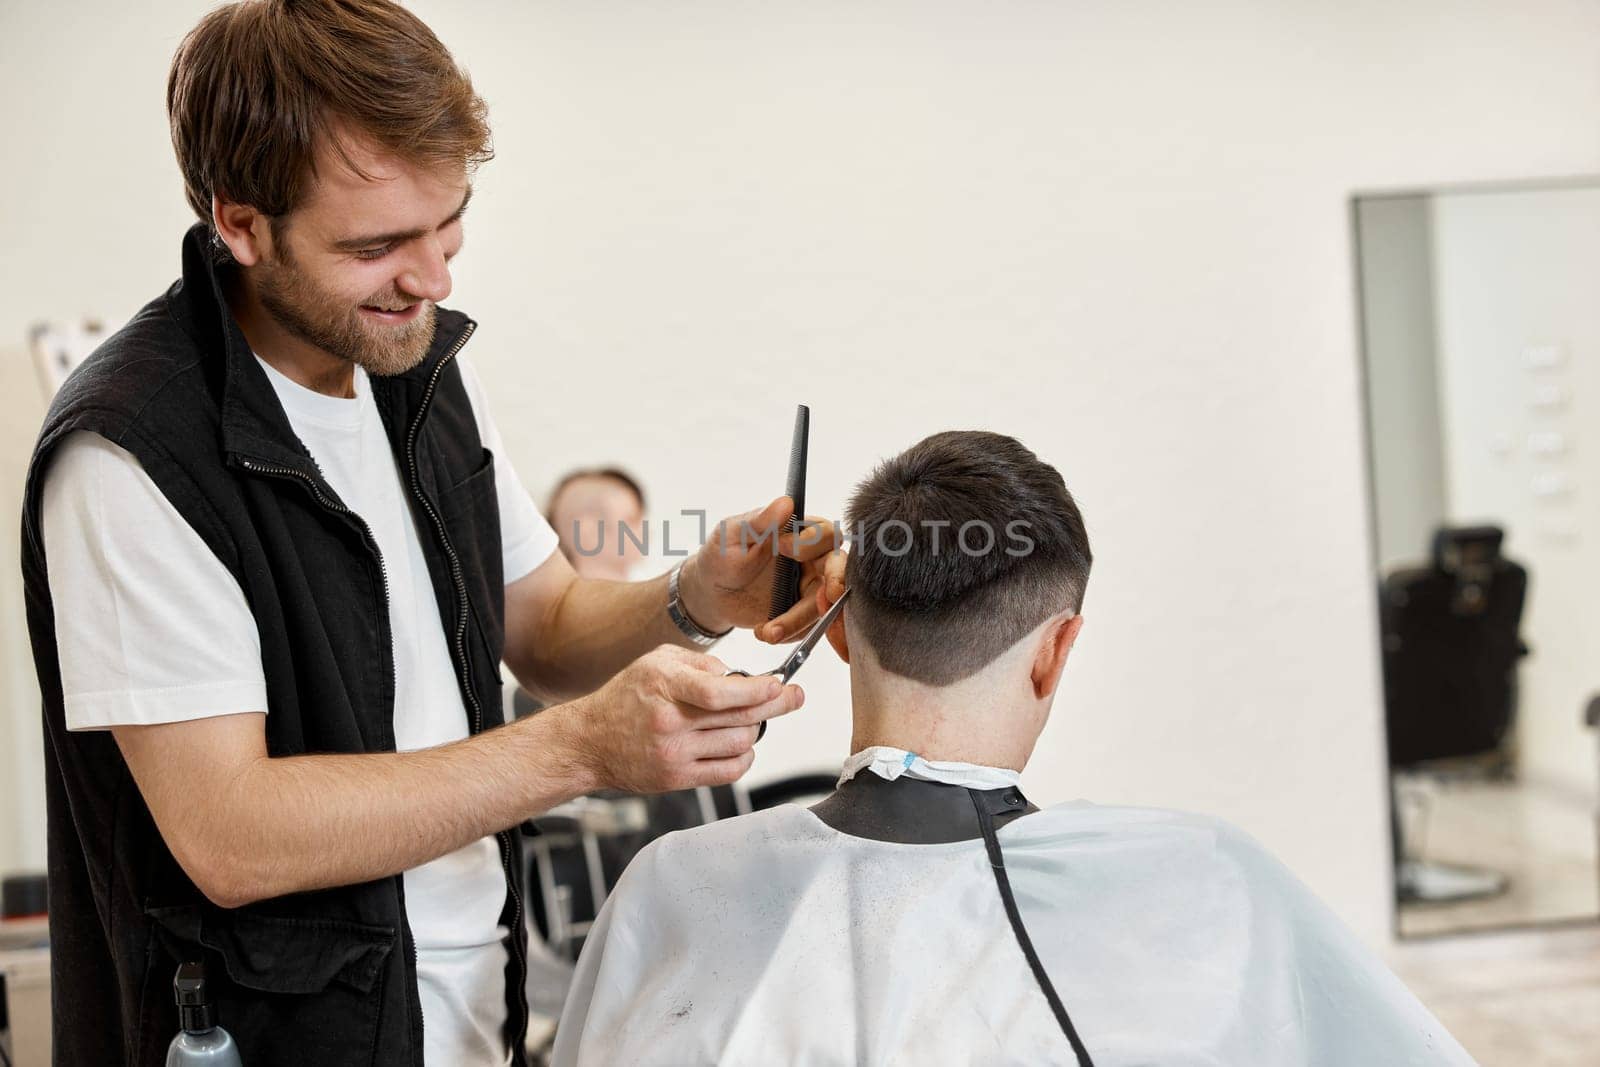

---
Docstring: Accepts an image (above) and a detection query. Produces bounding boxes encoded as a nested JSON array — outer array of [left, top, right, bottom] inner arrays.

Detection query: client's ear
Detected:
[[820, 585, 850, 664], [1030, 613, 1084, 700]]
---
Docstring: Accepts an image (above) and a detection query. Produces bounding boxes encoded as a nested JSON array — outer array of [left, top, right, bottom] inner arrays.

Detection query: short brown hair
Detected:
[[167, 0, 492, 230], [844, 431, 1091, 686]]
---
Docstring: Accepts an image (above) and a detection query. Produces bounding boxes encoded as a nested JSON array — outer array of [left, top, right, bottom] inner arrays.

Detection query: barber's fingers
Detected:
[[690, 748, 757, 788], [687, 684, 805, 731], [776, 517, 842, 562], [728, 496, 793, 542], [684, 724, 762, 761], [821, 549, 847, 603], [760, 583, 821, 643], [759, 547, 846, 643], [668, 648, 730, 676], [665, 659, 783, 711], [819, 582, 848, 660]]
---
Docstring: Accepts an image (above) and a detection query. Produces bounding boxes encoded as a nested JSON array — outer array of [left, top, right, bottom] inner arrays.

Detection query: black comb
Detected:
[[767, 404, 809, 620]]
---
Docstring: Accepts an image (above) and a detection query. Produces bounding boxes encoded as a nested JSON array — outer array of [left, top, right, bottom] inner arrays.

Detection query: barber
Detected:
[[19, 2, 835, 1065]]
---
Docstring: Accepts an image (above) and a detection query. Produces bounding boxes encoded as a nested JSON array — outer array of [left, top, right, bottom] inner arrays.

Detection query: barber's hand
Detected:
[[678, 495, 843, 645], [569, 644, 805, 793], [816, 547, 849, 660]]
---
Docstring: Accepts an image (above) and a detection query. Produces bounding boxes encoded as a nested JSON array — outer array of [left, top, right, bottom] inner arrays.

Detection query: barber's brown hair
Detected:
[[167, 0, 492, 231], [845, 431, 1091, 687]]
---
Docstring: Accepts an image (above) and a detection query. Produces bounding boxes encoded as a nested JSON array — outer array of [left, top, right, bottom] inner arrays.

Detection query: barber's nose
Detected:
[[398, 239, 452, 304]]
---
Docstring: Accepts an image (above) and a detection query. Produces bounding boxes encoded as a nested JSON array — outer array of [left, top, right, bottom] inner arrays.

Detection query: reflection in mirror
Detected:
[[1355, 182, 1600, 938]]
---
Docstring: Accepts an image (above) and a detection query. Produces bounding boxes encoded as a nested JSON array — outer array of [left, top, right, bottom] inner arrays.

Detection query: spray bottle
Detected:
[[166, 961, 243, 1066]]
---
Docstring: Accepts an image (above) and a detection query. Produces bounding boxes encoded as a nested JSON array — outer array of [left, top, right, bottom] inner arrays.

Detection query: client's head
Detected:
[[830, 430, 1092, 770]]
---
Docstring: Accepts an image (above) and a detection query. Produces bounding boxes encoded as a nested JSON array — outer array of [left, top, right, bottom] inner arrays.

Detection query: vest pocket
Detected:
[[442, 445, 496, 498], [145, 904, 397, 1065]]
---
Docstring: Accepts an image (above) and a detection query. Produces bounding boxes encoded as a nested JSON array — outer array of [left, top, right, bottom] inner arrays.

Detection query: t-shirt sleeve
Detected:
[[455, 355, 560, 584], [40, 431, 269, 731]]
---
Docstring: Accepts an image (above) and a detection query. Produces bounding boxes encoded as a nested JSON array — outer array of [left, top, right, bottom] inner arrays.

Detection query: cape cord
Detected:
[[969, 787, 1096, 1067]]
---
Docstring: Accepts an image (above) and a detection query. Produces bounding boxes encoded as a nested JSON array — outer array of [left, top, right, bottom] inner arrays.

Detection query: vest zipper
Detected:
[[238, 323, 527, 1061], [235, 459, 392, 622], [237, 454, 426, 1050], [403, 322, 531, 1057]]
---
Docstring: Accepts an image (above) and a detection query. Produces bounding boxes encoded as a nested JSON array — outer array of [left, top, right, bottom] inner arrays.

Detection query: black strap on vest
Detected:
[[968, 787, 1095, 1067]]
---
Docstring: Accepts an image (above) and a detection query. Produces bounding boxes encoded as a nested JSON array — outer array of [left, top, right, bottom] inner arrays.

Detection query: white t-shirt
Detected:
[[40, 354, 558, 1067]]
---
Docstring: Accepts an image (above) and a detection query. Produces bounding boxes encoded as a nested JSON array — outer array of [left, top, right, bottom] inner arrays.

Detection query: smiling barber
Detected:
[[17, 2, 836, 1065]]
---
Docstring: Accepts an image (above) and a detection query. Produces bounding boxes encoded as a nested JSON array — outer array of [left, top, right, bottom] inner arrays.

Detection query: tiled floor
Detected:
[[1387, 773, 1600, 1063], [1393, 924, 1600, 1066]]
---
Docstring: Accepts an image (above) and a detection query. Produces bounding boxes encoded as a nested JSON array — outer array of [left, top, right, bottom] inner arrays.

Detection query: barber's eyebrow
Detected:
[[331, 186, 473, 252]]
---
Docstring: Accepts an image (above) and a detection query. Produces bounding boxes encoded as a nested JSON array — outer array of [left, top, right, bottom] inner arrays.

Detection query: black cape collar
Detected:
[[809, 771, 1039, 844]]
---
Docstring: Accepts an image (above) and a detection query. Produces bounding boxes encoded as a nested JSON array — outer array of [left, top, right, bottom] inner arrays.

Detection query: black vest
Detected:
[[19, 224, 529, 1066]]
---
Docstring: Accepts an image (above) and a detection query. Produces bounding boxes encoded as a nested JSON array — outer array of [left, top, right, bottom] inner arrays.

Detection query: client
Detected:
[[552, 431, 1474, 1067]]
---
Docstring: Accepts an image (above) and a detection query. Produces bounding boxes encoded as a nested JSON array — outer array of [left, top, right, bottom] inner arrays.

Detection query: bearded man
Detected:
[[19, 2, 833, 1064]]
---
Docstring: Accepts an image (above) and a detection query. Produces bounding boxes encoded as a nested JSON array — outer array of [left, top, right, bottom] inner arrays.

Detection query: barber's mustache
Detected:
[[359, 292, 431, 313]]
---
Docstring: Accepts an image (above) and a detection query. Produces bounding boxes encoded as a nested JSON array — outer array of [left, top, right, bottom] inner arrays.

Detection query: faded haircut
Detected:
[[844, 430, 1091, 686]]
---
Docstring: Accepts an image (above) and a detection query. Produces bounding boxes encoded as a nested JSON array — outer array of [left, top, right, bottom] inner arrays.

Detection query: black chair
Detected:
[[1379, 525, 1529, 904]]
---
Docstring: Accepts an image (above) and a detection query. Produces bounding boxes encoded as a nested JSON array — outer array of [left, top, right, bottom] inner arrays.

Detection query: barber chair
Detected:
[[523, 795, 651, 963], [1380, 525, 1528, 904], [524, 785, 755, 960]]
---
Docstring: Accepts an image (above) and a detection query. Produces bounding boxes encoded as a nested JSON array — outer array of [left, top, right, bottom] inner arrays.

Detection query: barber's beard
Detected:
[[254, 257, 436, 378]]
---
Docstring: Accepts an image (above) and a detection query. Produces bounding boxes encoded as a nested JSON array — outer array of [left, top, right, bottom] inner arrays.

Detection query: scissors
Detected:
[[727, 587, 850, 741]]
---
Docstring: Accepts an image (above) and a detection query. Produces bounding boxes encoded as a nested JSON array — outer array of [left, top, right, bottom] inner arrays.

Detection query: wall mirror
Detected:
[[1354, 180, 1600, 938]]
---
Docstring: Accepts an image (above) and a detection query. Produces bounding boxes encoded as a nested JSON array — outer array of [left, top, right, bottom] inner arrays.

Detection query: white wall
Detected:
[[1431, 187, 1600, 796], [0, 346, 48, 877], [4, 0, 1600, 949]]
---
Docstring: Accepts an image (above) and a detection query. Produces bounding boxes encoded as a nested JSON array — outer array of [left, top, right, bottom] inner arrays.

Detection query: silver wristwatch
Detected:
[[667, 562, 732, 647]]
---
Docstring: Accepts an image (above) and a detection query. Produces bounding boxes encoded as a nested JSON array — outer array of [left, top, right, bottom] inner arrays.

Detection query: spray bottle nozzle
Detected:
[[174, 961, 216, 1032]]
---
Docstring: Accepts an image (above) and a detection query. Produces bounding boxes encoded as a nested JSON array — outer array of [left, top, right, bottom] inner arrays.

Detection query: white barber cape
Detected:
[[552, 750, 1474, 1066]]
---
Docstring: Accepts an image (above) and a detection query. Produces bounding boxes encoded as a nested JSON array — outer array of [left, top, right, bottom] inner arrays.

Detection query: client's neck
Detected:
[[847, 646, 1044, 772]]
